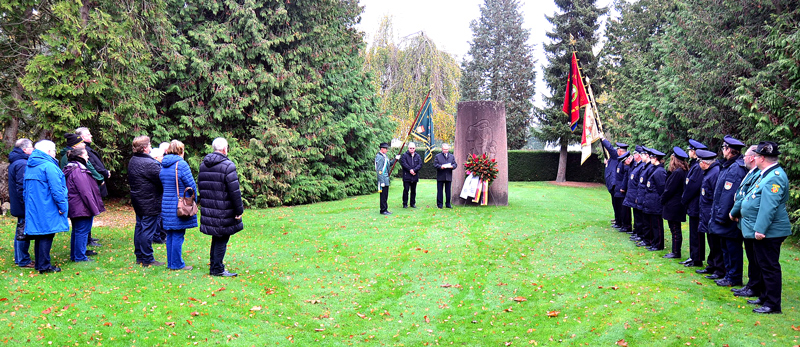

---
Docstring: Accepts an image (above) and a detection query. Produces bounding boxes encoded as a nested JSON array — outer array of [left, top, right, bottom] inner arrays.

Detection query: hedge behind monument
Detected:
[[408, 150, 603, 182]]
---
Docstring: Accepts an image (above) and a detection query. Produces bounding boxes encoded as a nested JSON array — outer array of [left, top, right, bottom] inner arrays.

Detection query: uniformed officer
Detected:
[[614, 151, 632, 233], [694, 149, 725, 279], [634, 148, 655, 247], [601, 138, 627, 228], [661, 147, 688, 259], [642, 148, 667, 251], [709, 135, 748, 287], [735, 141, 791, 314], [729, 145, 761, 298], [680, 139, 709, 267], [623, 147, 645, 242]]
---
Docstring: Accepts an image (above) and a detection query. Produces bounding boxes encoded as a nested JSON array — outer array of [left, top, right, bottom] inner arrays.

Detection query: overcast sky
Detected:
[[356, 0, 615, 107]]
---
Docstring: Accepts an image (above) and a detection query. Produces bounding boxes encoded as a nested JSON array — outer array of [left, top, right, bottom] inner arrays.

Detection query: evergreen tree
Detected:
[[460, 0, 537, 150], [160, 0, 392, 207], [535, 0, 607, 182]]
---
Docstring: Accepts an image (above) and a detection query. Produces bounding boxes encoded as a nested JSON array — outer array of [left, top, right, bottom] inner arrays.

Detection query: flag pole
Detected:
[[573, 55, 608, 160], [390, 89, 432, 174]]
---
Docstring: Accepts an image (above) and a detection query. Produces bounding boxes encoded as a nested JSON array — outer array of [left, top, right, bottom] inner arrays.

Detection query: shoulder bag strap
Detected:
[[175, 163, 180, 198]]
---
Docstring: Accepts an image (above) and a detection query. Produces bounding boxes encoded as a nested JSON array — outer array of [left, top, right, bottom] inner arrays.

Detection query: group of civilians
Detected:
[[9, 130, 244, 277]]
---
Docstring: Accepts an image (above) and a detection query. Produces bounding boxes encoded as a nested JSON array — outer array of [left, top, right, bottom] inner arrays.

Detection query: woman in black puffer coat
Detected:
[[198, 138, 244, 276]]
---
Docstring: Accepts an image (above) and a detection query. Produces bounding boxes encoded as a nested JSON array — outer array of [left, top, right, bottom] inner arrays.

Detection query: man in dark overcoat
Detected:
[[694, 149, 725, 279], [400, 142, 423, 208], [433, 143, 457, 208], [128, 135, 165, 267], [198, 138, 245, 277], [9, 138, 35, 268], [680, 139, 708, 267]]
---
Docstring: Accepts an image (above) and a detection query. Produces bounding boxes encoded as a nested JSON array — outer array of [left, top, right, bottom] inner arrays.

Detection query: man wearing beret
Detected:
[[709, 136, 748, 287], [680, 139, 708, 267], [375, 142, 399, 215], [694, 149, 725, 279], [729, 145, 761, 298], [732, 141, 791, 314]]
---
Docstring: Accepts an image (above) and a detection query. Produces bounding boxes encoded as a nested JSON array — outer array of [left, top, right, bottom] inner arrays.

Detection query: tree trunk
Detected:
[[556, 142, 568, 182]]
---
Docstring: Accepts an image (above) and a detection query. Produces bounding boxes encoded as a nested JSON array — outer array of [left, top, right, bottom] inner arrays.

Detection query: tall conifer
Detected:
[[535, 0, 607, 182], [460, 0, 537, 150]]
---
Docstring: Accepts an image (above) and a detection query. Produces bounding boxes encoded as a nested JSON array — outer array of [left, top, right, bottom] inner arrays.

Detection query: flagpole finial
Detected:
[[569, 34, 577, 46]]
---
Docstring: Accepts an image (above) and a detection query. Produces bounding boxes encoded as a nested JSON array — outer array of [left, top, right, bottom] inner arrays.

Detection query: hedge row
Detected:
[[395, 150, 604, 182]]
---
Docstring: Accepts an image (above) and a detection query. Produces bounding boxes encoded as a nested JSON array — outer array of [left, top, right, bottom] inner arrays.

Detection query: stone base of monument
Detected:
[[451, 101, 508, 206]]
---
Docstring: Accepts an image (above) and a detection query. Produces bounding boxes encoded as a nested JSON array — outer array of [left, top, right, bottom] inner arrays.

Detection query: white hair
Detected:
[[408, 142, 416, 148], [34, 140, 56, 152], [700, 159, 716, 165], [149, 148, 164, 158], [75, 127, 90, 136], [15, 138, 33, 149], [441, 143, 451, 150], [159, 142, 170, 151], [212, 137, 228, 151]]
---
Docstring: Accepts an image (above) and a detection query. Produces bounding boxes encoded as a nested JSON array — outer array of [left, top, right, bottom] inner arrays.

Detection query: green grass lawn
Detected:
[[1, 180, 798, 346]]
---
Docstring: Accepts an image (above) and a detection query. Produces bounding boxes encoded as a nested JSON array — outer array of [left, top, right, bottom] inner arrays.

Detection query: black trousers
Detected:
[[647, 214, 664, 250], [133, 214, 158, 264], [619, 201, 632, 231], [706, 233, 725, 276], [753, 236, 786, 310], [379, 186, 389, 213], [722, 236, 744, 284], [632, 208, 645, 237], [667, 220, 682, 255], [32, 234, 55, 271], [688, 216, 704, 264], [639, 211, 653, 245], [436, 180, 452, 208], [611, 196, 622, 225], [210, 235, 231, 275], [743, 238, 763, 294], [402, 181, 417, 207]]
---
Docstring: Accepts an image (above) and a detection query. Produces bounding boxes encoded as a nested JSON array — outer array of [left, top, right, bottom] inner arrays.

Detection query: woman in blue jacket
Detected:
[[159, 140, 198, 271]]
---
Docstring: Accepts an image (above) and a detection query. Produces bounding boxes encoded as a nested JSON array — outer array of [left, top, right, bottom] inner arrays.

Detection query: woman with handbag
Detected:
[[159, 140, 198, 271], [64, 148, 106, 262]]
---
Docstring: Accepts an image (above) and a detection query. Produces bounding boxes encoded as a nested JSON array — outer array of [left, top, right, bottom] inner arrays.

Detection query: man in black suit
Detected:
[[433, 143, 457, 208], [400, 142, 422, 208]]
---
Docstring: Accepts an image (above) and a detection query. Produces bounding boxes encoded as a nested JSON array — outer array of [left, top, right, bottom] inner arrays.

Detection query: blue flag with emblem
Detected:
[[410, 96, 435, 163]]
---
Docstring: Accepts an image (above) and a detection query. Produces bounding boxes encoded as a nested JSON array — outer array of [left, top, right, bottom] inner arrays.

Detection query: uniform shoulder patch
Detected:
[[775, 171, 780, 176], [771, 184, 780, 193], [647, 181, 651, 188], [701, 188, 705, 196], [685, 178, 690, 184], [724, 181, 733, 190]]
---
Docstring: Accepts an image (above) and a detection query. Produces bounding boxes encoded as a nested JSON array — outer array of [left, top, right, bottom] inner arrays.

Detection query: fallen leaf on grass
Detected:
[[546, 311, 560, 317], [124, 327, 133, 333], [191, 311, 199, 316], [357, 312, 366, 319], [440, 284, 453, 288], [165, 322, 175, 327], [497, 282, 508, 286], [754, 321, 760, 326], [0, 298, 7, 301], [103, 322, 112, 326], [504, 307, 513, 312], [611, 286, 619, 290], [305, 299, 322, 304], [504, 342, 512, 346], [676, 270, 685, 273], [513, 296, 527, 302], [217, 287, 226, 292], [42, 307, 51, 314], [186, 320, 193, 326], [791, 325, 800, 331], [424, 315, 430, 323], [315, 328, 325, 332], [616, 339, 628, 346], [188, 297, 199, 301], [250, 306, 262, 311], [265, 288, 276, 295]]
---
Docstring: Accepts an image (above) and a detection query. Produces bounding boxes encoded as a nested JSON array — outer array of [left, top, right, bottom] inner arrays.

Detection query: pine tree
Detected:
[[535, 0, 607, 182], [460, 0, 537, 150]]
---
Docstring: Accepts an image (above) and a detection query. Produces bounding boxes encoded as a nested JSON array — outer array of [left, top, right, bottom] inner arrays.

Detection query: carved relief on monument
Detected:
[[466, 119, 498, 159]]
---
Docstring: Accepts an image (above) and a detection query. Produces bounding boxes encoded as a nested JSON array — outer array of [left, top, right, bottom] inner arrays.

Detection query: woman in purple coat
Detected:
[[64, 148, 106, 262]]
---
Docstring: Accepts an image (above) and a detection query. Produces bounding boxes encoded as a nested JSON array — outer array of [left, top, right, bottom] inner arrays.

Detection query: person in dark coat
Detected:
[[433, 143, 457, 208], [600, 139, 626, 227], [694, 149, 724, 279], [375, 142, 398, 215], [709, 135, 748, 287], [64, 148, 106, 262], [729, 145, 761, 298], [623, 148, 647, 243], [128, 135, 165, 267], [613, 151, 632, 233], [159, 140, 198, 271], [642, 148, 667, 251], [198, 138, 244, 277], [24, 140, 69, 274], [399, 142, 423, 208], [661, 148, 688, 259], [680, 139, 708, 267], [634, 148, 656, 247], [9, 139, 35, 268]]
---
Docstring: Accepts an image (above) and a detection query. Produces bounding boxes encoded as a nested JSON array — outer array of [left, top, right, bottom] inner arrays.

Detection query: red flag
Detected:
[[563, 52, 589, 132]]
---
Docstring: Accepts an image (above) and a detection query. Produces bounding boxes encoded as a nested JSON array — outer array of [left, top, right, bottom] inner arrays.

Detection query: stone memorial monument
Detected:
[[451, 101, 509, 206]]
